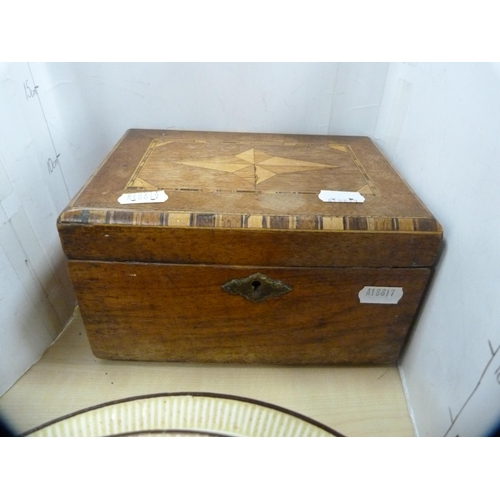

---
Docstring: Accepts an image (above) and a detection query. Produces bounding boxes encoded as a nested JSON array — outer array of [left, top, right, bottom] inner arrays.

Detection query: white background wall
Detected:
[[70, 62, 388, 142], [2, 61, 499, 436], [374, 63, 500, 436], [0, 62, 102, 394]]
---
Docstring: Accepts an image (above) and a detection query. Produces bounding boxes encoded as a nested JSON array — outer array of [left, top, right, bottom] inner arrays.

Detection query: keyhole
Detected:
[[252, 280, 261, 292]]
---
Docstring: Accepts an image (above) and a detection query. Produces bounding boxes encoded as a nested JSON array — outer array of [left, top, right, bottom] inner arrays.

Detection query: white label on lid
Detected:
[[118, 190, 168, 204], [318, 190, 365, 203], [358, 286, 403, 304]]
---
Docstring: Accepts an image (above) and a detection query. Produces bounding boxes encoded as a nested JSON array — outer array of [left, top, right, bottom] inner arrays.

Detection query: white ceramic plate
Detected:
[[24, 392, 342, 437]]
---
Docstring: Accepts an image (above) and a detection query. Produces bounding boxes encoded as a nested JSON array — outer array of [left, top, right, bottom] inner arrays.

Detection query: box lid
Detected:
[[58, 129, 442, 268]]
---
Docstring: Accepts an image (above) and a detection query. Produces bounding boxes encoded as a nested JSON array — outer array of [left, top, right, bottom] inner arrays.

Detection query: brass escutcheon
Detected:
[[222, 273, 292, 303]]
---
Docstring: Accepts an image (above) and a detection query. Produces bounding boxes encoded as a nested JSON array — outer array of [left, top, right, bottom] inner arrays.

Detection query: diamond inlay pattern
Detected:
[[127, 140, 375, 195]]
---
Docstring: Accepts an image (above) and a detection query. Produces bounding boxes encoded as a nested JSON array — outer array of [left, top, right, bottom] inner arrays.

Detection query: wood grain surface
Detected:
[[58, 223, 442, 268], [69, 261, 430, 364], [60, 130, 442, 236], [57, 130, 442, 364]]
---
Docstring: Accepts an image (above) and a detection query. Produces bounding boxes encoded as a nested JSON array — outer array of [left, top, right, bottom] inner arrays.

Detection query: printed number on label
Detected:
[[358, 286, 403, 304]]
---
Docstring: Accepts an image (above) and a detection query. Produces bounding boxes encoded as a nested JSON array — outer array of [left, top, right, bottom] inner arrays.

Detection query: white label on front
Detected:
[[318, 190, 365, 203], [118, 190, 168, 204], [358, 286, 403, 304]]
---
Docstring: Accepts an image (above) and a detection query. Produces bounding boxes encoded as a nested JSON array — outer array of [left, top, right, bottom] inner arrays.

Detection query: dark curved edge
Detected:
[[21, 391, 344, 437], [111, 429, 229, 437]]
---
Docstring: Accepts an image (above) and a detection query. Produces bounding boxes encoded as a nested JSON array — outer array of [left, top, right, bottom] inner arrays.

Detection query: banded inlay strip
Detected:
[[59, 210, 440, 232]]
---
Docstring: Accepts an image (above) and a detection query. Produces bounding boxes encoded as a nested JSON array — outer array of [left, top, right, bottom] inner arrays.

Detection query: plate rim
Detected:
[[22, 391, 344, 437]]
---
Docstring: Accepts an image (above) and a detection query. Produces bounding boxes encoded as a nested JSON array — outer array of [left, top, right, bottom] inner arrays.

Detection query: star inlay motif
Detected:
[[173, 148, 337, 186]]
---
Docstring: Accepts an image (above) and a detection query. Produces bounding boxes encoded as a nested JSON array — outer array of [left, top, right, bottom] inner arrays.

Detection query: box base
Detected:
[[69, 261, 430, 364]]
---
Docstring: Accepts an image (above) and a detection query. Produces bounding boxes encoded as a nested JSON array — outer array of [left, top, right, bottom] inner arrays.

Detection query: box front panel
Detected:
[[69, 261, 430, 364]]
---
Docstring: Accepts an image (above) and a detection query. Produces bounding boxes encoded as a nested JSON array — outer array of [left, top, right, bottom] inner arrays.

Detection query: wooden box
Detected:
[[58, 130, 442, 364]]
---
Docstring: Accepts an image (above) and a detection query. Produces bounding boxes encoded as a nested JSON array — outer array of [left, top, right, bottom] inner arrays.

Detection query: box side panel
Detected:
[[68, 261, 431, 364], [58, 223, 442, 268]]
